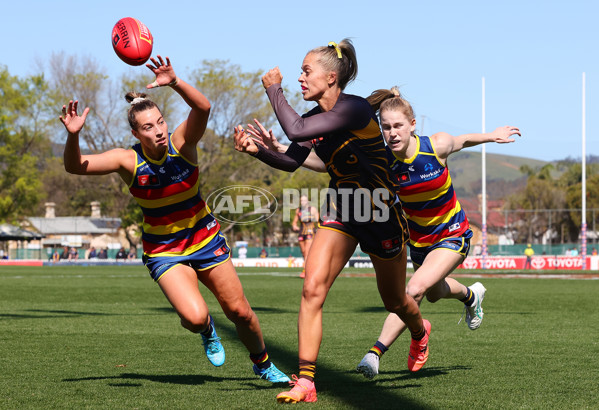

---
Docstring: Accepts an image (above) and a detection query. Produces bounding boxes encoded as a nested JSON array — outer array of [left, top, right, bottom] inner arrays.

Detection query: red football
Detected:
[[111, 17, 153, 66]]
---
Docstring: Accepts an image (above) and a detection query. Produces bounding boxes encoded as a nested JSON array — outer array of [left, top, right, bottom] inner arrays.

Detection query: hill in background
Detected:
[[447, 150, 548, 200]]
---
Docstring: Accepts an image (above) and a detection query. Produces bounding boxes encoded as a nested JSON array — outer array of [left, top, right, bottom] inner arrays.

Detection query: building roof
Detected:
[[27, 217, 121, 235]]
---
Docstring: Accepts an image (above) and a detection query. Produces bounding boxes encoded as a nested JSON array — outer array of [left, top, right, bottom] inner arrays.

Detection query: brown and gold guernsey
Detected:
[[266, 87, 399, 224]]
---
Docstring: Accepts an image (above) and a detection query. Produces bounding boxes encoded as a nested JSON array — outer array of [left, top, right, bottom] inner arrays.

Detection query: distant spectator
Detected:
[[88, 247, 97, 259], [60, 246, 69, 260], [68, 247, 79, 260], [592, 247, 598, 256], [259, 248, 268, 258], [238, 246, 247, 259], [127, 248, 137, 260], [52, 249, 60, 262], [571, 248, 579, 257], [524, 244, 534, 269], [115, 247, 127, 260], [98, 248, 108, 259]]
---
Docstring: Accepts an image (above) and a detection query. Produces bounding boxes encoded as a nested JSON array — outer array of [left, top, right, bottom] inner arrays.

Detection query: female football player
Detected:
[[60, 55, 289, 384], [234, 39, 429, 403]]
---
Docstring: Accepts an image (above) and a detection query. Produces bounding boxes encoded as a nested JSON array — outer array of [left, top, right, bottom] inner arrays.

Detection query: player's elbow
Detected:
[[64, 160, 87, 175]]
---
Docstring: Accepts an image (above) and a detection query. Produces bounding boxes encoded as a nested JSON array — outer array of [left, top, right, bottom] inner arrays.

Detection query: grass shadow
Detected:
[[63, 372, 249, 386]]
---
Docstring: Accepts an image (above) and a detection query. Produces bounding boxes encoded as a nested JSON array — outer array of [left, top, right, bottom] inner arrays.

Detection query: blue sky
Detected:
[[2, 0, 597, 162]]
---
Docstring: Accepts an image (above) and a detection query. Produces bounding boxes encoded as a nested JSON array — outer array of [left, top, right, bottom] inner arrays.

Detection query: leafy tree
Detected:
[[0, 67, 47, 222]]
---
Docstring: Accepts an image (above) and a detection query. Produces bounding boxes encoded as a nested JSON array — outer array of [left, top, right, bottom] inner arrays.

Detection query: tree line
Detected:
[[0, 54, 597, 247]]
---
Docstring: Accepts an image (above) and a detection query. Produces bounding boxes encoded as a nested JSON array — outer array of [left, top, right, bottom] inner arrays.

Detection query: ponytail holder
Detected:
[[131, 97, 146, 105], [328, 41, 342, 59]]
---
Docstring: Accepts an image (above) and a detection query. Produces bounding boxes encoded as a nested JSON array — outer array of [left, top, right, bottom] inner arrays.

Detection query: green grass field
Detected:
[[1, 265, 598, 409]]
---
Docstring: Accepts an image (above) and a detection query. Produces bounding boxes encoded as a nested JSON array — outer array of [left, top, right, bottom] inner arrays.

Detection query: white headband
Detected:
[[131, 97, 146, 105]]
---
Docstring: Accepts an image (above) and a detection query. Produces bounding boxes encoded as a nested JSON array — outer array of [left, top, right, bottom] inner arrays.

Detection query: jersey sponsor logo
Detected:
[[206, 220, 218, 230], [419, 168, 442, 181], [398, 171, 411, 184], [424, 163, 434, 172]]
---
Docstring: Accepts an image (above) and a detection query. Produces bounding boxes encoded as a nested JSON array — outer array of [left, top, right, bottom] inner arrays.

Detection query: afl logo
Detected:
[[206, 185, 278, 225]]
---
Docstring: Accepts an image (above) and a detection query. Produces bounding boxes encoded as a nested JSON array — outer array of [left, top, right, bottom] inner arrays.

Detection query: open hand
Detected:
[[491, 126, 521, 143], [145, 55, 177, 89], [60, 100, 90, 134], [246, 119, 284, 152], [234, 125, 259, 154]]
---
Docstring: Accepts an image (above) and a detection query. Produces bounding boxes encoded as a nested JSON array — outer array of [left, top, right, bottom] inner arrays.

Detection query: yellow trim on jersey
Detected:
[[142, 205, 211, 235], [399, 173, 452, 203], [349, 119, 382, 139], [408, 201, 462, 227], [146, 230, 219, 258], [134, 176, 200, 209], [395, 135, 421, 164], [141, 145, 168, 165], [128, 148, 140, 188], [427, 135, 446, 168], [170, 137, 199, 167], [317, 223, 357, 241], [154, 264, 179, 282]]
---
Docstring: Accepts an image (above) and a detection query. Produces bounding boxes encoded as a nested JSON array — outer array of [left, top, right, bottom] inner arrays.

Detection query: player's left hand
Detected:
[[491, 126, 521, 143]]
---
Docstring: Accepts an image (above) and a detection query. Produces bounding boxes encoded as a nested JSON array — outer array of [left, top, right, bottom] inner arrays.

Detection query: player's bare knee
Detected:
[[180, 313, 209, 333], [301, 281, 327, 306], [383, 297, 409, 314], [406, 283, 426, 304], [223, 301, 254, 325]]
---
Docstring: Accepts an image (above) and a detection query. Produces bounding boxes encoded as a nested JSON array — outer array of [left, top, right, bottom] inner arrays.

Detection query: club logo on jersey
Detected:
[[424, 163, 434, 172], [137, 174, 160, 186], [398, 171, 411, 184]]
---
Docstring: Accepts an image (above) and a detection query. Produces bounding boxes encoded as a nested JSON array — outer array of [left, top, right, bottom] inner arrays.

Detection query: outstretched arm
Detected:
[[432, 126, 521, 159], [61, 100, 132, 181], [146, 56, 210, 152], [234, 125, 310, 172], [246, 119, 327, 173]]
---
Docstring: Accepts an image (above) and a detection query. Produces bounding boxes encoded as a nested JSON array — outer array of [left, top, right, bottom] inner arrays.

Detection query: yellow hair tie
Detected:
[[328, 41, 342, 59]]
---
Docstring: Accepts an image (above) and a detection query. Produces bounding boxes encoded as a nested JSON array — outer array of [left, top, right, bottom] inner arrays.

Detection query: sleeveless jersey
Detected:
[[387, 135, 469, 247], [128, 135, 220, 257]]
